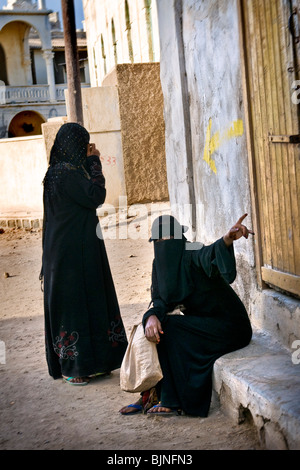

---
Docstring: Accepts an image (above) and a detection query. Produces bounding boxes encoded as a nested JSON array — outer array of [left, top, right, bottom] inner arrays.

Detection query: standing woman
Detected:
[[40, 123, 127, 385]]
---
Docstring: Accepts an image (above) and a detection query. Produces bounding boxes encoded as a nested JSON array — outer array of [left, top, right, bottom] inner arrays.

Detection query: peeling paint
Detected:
[[203, 118, 244, 173]]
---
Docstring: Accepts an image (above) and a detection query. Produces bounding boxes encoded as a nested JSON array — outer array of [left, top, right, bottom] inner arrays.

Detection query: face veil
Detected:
[[150, 216, 194, 304]]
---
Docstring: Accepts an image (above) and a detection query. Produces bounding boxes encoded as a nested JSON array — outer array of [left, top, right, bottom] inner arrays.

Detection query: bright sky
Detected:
[[0, 0, 85, 30]]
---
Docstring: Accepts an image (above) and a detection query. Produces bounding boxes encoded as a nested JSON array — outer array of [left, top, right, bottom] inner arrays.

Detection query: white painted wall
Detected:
[[158, 0, 252, 247], [66, 86, 126, 208], [0, 135, 47, 214], [33, 50, 48, 84], [155, 1, 194, 236]]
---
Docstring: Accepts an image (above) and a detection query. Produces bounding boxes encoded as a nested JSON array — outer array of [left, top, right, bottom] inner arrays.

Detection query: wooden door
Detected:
[[240, 0, 300, 296]]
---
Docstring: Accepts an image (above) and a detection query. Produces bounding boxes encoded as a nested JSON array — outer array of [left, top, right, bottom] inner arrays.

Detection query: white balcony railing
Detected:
[[0, 84, 89, 105]]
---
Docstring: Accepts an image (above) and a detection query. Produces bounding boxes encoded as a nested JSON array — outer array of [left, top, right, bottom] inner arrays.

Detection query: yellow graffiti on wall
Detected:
[[203, 118, 244, 174]]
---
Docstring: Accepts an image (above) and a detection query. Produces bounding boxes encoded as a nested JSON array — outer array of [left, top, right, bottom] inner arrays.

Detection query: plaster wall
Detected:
[[81, 86, 126, 208], [83, 0, 160, 86], [183, 0, 251, 245], [0, 134, 47, 214], [32, 49, 48, 84], [156, 0, 195, 234], [156, 0, 300, 349]]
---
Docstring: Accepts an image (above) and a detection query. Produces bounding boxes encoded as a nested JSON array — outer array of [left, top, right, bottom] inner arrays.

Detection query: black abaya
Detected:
[[143, 236, 252, 416], [41, 124, 127, 379]]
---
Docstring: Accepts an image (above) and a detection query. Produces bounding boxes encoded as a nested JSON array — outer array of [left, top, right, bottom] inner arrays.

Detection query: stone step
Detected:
[[213, 330, 300, 450]]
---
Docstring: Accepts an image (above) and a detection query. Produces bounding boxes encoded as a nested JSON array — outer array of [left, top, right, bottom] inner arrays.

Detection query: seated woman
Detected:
[[120, 214, 253, 416]]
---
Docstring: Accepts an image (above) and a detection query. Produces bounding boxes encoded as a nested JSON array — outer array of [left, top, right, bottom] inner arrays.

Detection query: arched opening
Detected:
[[125, 0, 134, 63], [0, 18, 55, 98], [111, 18, 118, 65], [8, 110, 45, 138], [0, 20, 33, 85], [0, 43, 8, 85], [144, 0, 154, 62]]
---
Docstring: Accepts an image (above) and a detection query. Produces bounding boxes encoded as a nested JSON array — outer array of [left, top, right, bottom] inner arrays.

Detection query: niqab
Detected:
[[151, 216, 194, 304]]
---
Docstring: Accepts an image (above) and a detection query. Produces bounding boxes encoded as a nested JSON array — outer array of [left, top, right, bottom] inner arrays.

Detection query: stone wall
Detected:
[[103, 63, 169, 205]]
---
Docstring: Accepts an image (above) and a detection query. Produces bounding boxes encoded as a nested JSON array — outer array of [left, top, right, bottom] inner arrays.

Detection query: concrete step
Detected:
[[213, 330, 300, 450]]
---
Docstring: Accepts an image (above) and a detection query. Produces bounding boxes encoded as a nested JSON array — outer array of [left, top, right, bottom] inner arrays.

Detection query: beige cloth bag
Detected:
[[120, 323, 163, 393]]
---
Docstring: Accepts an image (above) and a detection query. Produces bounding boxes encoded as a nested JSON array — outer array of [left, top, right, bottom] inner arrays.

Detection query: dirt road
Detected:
[[0, 217, 261, 453]]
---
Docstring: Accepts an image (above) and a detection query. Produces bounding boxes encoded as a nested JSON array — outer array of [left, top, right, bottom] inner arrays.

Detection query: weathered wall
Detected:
[[156, 0, 300, 349], [102, 63, 169, 205], [0, 134, 47, 215], [184, 0, 251, 243], [158, 0, 252, 245], [81, 86, 126, 208], [157, 0, 252, 257], [156, 0, 196, 235]]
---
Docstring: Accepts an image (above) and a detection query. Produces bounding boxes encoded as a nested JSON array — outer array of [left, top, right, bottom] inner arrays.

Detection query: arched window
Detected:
[[125, 0, 134, 63], [101, 35, 107, 76], [111, 18, 118, 65], [144, 0, 154, 62], [8, 110, 46, 138], [0, 43, 8, 85]]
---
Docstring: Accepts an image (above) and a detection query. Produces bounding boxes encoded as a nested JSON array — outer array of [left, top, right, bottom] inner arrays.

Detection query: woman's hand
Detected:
[[87, 143, 100, 157], [223, 213, 254, 247], [144, 315, 164, 344]]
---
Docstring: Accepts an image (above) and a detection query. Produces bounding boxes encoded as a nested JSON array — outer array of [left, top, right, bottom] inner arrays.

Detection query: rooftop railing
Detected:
[[0, 84, 89, 105]]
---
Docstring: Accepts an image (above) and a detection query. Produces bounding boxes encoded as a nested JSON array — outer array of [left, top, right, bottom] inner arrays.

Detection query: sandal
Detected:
[[147, 404, 181, 416], [142, 387, 159, 413], [119, 404, 143, 415], [62, 376, 89, 386]]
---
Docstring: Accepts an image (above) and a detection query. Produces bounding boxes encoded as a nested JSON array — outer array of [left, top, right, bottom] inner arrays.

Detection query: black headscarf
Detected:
[[150, 215, 194, 304], [43, 123, 90, 211], [48, 122, 90, 167]]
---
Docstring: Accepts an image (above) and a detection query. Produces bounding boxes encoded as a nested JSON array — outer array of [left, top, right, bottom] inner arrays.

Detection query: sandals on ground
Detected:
[[119, 404, 143, 415], [62, 376, 89, 386], [146, 403, 181, 416]]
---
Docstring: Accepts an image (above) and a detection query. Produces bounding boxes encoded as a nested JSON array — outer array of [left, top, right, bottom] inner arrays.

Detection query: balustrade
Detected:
[[0, 84, 89, 105]]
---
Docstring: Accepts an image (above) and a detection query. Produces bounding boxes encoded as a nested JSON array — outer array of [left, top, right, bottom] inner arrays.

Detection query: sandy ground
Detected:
[[0, 209, 262, 454]]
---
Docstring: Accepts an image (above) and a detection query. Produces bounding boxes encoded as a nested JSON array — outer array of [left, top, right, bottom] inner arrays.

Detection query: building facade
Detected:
[[83, 0, 160, 85], [0, 0, 89, 139]]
